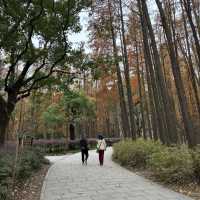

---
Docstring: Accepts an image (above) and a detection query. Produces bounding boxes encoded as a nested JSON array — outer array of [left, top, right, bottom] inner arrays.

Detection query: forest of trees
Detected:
[[0, 0, 200, 148], [88, 0, 200, 147]]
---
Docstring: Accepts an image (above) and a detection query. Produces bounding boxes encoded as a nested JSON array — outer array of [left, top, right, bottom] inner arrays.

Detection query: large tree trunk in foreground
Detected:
[[0, 93, 17, 145], [0, 115, 10, 145], [0, 97, 7, 144], [0, 97, 9, 145]]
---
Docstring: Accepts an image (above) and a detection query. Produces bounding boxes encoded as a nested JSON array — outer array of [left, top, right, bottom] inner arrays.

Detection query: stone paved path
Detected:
[[40, 148, 193, 200]]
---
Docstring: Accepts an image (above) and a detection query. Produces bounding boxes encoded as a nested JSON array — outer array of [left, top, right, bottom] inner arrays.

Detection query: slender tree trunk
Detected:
[[136, 30, 157, 140], [141, 0, 179, 144], [141, 59, 152, 139], [145, 58, 159, 141], [191, 0, 200, 38], [183, 0, 200, 72], [180, 0, 200, 117], [155, 0, 196, 147], [139, 0, 165, 143], [135, 39, 146, 139], [119, 0, 137, 139], [192, 41, 200, 82], [107, 0, 131, 138], [139, 25, 158, 140]]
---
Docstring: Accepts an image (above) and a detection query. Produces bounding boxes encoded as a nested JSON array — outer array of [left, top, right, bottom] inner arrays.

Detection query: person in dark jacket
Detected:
[[80, 136, 89, 165]]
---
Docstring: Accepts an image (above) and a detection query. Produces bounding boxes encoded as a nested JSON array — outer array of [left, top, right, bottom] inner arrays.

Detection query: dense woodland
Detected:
[[0, 0, 200, 148]]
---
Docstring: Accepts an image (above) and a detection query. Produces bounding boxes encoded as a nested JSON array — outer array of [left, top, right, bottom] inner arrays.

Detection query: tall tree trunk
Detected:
[[0, 94, 16, 145], [107, 0, 131, 138], [0, 105, 10, 145], [135, 39, 146, 139], [180, 0, 200, 117], [183, 0, 200, 72], [141, 0, 178, 144], [138, 29, 158, 140], [191, 0, 200, 38], [192, 41, 200, 82], [145, 53, 159, 140], [155, 0, 196, 147], [138, 2, 164, 142], [141, 58, 152, 139], [119, 0, 137, 139]]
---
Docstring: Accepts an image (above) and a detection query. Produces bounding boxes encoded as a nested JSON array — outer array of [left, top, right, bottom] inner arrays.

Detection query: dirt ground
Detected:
[[13, 164, 49, 200]]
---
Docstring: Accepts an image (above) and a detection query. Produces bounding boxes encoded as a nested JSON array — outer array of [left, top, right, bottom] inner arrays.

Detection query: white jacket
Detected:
[[97, 139, 107, 150]]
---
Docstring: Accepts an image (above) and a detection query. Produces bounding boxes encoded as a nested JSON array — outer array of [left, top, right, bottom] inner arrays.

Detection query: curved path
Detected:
[[40, 148, 192, 200]]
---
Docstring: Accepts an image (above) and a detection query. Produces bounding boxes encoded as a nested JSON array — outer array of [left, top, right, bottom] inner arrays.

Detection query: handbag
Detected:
[[96, 141, 102, 153]]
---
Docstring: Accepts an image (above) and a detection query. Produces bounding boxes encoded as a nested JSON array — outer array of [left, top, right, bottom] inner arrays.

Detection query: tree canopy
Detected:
[[0, 0, 91, 144]]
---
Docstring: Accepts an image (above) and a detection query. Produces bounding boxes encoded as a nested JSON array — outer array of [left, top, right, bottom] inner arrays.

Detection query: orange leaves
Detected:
[[131, 76, 140, 105], [52, 92, 63, 104], [131, 76, 139, 93]]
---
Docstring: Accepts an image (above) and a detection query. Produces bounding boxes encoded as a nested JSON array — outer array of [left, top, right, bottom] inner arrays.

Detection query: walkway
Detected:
[[40, 148, 193, 200]]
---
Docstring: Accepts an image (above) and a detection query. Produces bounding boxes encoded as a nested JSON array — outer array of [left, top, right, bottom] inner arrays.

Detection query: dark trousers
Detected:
[[81, 149, 88, 164], [99, 150, 104, 165]]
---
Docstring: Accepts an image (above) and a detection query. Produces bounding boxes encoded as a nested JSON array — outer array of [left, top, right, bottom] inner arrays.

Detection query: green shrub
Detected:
[[113, 139, 199, 184], [0, 185, 11, 200], [112, 139, 133, 165], [192, 146, 200, 183], [0, 147, 48, 199], [0, 153, 13, 183], [113, 139, 163, 168], [148, 145, 194, 184], [16, 147, 49, 180], [0, 153, 14, 200]]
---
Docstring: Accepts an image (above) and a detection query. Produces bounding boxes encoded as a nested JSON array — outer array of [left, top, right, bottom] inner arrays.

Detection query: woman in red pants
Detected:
[[96, 135, 107, 166]]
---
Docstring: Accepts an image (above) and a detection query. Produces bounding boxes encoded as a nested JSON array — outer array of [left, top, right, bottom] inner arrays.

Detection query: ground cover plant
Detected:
[[0, 147, 49, 200]]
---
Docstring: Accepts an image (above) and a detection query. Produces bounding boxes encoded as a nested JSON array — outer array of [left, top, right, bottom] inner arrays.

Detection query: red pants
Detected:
[[99, 150, 104, 165]]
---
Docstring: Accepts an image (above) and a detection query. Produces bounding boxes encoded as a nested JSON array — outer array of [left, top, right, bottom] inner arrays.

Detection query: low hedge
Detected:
[[148, 146, 194, 184], [192, 146, 200, 183], [113, 139, 163, 168], [0, 147, 49, 199], [113, 139, 200, 184]]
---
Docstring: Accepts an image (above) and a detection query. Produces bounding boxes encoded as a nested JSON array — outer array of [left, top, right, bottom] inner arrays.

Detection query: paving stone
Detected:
[[40, 148, 193, 200]]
